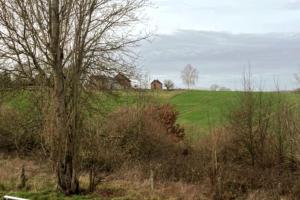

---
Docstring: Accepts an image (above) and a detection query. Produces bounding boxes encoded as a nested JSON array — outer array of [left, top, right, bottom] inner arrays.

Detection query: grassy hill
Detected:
[[170, 91, 237, 127], [2, 89, 300, 139], [165, 90, 299, 138]]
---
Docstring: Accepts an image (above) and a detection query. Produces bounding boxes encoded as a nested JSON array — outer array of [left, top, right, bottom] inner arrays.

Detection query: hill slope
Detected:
[[167, 90, 300, 138], [170, 91, 237, 127], [3, 89, 300, 139]]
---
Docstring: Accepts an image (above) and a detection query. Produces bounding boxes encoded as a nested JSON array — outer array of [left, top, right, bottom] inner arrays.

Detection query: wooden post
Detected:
[[150, 169, 154, 191], [17, 165, 27, 189]]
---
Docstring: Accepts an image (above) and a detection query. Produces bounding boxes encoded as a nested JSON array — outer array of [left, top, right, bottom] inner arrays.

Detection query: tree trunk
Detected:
[[50, 0, 79, 194], [54, 72, 79, 195]]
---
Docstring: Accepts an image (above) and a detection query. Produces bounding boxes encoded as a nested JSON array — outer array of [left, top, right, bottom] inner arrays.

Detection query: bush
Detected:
[[0, 104, 42, 155], [198, 91, 300, 199], [79, 104, 200, 191], [103, 104, 185, 162]]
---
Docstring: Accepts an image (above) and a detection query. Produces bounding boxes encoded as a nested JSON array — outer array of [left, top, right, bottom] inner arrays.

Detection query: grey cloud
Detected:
[[285, 0, 300, 9], [139, 30, 300, 90]]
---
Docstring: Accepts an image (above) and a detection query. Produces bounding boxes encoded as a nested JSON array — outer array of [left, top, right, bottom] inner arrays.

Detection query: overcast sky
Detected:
[[138, 0, 300, 90]]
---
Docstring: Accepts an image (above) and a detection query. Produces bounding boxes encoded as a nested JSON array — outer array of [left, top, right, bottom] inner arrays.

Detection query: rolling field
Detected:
[[2, 89, 300, 139], [161, 90, 300, 139], [170, 90, 238, 128]]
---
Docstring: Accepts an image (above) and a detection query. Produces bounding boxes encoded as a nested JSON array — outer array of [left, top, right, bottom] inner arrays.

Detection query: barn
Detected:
[[151, 80, 163, 90], [113, 73, 131, 89]]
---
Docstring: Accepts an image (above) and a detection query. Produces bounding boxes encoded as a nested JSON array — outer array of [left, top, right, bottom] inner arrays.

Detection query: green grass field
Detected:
[[2, 89, 300, 139], [170, 91, 238, 127], [162, 90, 299, 139]]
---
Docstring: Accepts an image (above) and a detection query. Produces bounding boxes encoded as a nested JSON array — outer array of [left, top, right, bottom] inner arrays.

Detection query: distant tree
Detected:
[[210, 84, 220, 91], [181, 64, 198, 89], [294, 88, 300, 93], [295, 70, 300, 86], [219, 87, 231, 91], [164, 80, 174, 90]]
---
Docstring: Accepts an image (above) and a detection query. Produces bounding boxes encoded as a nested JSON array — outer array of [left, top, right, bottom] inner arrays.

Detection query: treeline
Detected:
[[0, 71, 51, 90]]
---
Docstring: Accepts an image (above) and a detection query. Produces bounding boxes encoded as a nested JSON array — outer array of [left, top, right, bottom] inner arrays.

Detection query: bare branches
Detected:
[[0, 0, 149, 84], [0, 0, 149, 194], [181, 64, 199, 89]]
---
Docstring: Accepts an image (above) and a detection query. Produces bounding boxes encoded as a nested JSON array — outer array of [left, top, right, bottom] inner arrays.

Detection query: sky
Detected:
[[138, 0, 300, 90]]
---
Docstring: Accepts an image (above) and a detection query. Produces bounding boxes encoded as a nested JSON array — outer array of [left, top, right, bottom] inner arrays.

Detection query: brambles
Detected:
[[104, 104, 185, 162], [145, 104, 185, 141]]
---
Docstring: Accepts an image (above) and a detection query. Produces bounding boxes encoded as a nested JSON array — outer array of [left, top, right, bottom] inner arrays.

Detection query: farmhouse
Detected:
[[113, 73, 131, 89], [151, 80, 163, 90], [89, 73, 131, 90]]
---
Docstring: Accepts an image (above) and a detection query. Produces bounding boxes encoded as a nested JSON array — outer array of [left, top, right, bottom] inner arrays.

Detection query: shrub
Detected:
[[79, 104, 192, 191], [227, 91, 275, 168], [200, 91, 300, 199], [0, 104, 42, 155], [104, 104, 184, 163], [144, 104, 185, 141]]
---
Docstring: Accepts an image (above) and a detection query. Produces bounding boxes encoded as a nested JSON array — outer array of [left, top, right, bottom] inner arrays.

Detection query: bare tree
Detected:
[[0, 0, 149, 194], [164, 80, 174, 90], [294, 69, 300, 91], [295, 69, 300, 83], [210, 84, 220, 91], [181, 64, 198, 89]]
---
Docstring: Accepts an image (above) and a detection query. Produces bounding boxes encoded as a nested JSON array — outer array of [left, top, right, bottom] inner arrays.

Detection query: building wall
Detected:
[[114, 74, 131, 89], [151, 82, 162, 90]]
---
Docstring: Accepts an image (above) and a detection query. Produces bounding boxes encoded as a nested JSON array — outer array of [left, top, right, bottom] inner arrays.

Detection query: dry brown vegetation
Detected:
[[0, 104, 42, 155], [2, 73, 300, 199], [193, 90, 300, 200], [2, 89, 300, 199], [2, 87, 300, 200]]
